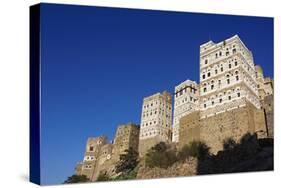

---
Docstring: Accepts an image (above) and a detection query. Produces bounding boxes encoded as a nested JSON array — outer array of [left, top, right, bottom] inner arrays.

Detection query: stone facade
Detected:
[[255, 65, 274, 138], [75, 34, 273, 180], [175, 35, 273, 153], [262, 95, 274, 138], [112, 123, 140, 161], [139, 91, 173, 156], [255, 65, 273, 100], [199, 35, 261, 119], [172, 80, 199, 142], [179, 100, 267, 154], [76, 123, 140, 181], [80, 136, 108, 180]]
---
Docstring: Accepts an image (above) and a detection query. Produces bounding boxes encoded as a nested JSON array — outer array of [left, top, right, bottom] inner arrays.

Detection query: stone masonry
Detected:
[[75, 35, 273, 180], [76, 123, 140, 181], [179, 100, 267, 154]]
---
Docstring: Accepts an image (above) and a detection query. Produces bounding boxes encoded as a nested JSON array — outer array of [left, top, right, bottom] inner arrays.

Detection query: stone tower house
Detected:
[[79, 136, 107, 180], [111, 123, 140, 161], [76, 123, 140, 181], [178, 35, 271, 153], [199, 35, 260, 118], [172, 80, 199, 142], [138, 91, 173, 156]]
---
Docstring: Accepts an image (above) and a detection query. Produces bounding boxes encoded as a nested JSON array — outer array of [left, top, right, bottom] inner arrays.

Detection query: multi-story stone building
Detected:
[[179, 35, 271, 153], [76, 123, 140, 181], [79, 136, 108, 180], [111, 123, 140, 161], [75, 34, 273, 178], [172, 80, 199, 142], [255, 65, 273, 100], [199, 35, 261, 118], [255, 65, 274, 138], [138, 91, 173, 156]]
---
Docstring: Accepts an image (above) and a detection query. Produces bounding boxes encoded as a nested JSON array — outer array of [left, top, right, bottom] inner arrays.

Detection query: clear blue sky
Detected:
[[39, 3, 273, 185]]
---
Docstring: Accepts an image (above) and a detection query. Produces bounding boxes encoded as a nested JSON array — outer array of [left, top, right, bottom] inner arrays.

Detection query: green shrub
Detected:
[[177, 144, 191, 161], [115, 147, 139, 173], [223, 138, 237, 150], [145, 142, 177, 169], [178, 141, 210, 161], [197, 133, 268, 174], [113, 167, 138, 180], [96, 171, 112, 182], [63, 175, 90, 183]]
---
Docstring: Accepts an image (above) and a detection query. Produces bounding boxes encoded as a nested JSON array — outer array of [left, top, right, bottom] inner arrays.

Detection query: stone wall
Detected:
[[139, 135, 170, 157], [80, 136, 107, 180], [178, 111, 200, 148], [179, 101, 267, 154], [137, 158, 197, 179], [77, 124, 140, 181], [262, 95, 274, 138], [112, 124, 140, 159]]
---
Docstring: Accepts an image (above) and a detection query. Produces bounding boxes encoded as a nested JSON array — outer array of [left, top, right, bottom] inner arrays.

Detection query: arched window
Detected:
[[226, 75, 230, 84], [89, 146, 94, 151]]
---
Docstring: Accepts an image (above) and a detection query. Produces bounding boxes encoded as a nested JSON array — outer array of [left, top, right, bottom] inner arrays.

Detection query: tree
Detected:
[[96, 171, 111, 182], [145, 142, 177, 169], [114, 167, 139, 180], [197, 133, 271, 175], [115, 147, 139, 174], [63, 175, 90, 184], [178, 141, 210, 161], [223, 138, 237, 150]]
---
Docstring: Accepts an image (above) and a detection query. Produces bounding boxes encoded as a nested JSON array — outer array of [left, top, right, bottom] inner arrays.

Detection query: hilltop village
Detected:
[[74, 35, 274, 181]]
